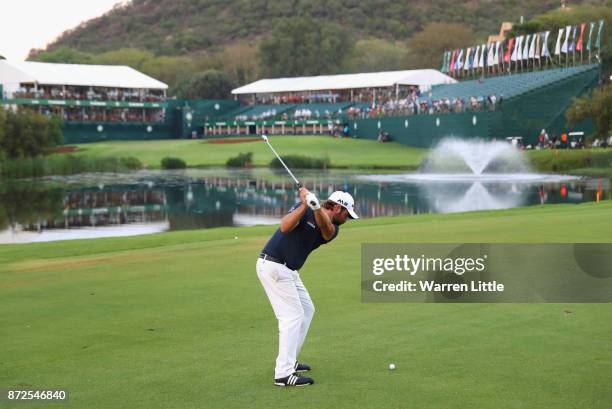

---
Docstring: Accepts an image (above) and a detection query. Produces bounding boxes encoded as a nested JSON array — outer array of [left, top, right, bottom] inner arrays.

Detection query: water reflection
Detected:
[[0, 169, 609, 243]]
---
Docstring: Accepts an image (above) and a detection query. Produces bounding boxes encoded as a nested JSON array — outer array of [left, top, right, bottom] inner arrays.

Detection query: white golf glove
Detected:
[[306, 192, 320, 210]]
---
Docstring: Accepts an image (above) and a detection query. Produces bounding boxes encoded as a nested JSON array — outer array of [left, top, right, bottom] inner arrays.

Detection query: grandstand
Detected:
[[205, 69, 456, 136], [231, 69, 456, 103], [426, 64, 597, 101], [0, 60, 167, 121], [0, 60, 175, 143], [204, 63, 600, 146]]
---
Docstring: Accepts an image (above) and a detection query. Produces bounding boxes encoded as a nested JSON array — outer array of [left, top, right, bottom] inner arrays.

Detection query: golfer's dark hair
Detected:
[[322, 200, 339, 210]]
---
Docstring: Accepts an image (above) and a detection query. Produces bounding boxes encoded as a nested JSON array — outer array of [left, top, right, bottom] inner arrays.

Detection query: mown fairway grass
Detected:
[[1, 202, 612, 409], [69, 136, 427, 169], [68, 138, 612, 175]]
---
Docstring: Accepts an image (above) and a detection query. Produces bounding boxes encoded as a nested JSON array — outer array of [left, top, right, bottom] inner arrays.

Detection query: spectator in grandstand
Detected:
[[488, 94, 497, 111]]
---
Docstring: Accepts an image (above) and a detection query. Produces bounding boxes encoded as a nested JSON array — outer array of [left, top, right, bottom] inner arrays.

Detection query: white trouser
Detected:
[[256, 257, 315, 379]]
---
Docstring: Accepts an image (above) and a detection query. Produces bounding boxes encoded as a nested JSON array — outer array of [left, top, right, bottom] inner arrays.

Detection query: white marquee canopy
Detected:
[[232, 69, 456, 95], [0, 60, 168, 90]]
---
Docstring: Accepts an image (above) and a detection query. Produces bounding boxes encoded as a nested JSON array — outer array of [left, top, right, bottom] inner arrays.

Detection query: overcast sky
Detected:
[[0, 0, 127, 61]]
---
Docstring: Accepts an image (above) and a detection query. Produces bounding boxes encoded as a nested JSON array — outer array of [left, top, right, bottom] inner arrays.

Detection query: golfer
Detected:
[[256, 188, 358, 386]]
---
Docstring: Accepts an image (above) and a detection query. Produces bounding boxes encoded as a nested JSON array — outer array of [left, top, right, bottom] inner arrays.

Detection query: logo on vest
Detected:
[[307, 221, 316, 229]]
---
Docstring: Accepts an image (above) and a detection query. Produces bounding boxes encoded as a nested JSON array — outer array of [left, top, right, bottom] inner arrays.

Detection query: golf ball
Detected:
[[389, 363, 395, 370], [234, 236, 238, 239]]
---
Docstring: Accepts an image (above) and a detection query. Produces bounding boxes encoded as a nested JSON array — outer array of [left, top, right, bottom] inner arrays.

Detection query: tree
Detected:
[[566, 83, 612, 140], [408, 23, 478, 69], [346, 38, 411, 72], [257, 17, 354, 77], [0, 109, 63, 158], [215, 43, 260, 86], [0, 108, 6, 151], [30, 47, 92, 64], [92, 48, 155, 70], [173, 70, 235, 99], [140, 55, 199, 90]]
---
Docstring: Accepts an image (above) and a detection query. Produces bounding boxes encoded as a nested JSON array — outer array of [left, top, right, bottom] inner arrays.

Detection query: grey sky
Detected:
[[0, 0, 127, 61]]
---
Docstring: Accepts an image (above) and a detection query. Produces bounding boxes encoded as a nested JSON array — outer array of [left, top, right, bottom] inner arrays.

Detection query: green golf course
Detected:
[[65, 137, 612, 175], [70, 137, 428, 169], [1, 201, 611, 408]]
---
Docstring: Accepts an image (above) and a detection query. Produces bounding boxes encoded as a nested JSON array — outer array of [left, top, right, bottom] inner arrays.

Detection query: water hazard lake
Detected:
[[0, 168, 609, 243]]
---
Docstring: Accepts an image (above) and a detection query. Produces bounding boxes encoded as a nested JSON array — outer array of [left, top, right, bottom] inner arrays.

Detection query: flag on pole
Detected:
[[449, 50, 456, 74], [542, 31, 551, 57], [456, 49, 464, 70], [576, 23, 586, 52], [440, 51, 447, 72], [516, 36, 524, 61], [555, 28, 563, 55], [473, 45, 481, 69], [489, 43, 495, 66], [504, 38, 515, 63], [528, 34, 536, 58], [470, 47, 476, 70], [534, 33, 541, 59], [595, 19, 604, 50], [568, 25, 577, 53], [511, 36, 520, 61], [478, 43, 486, 68], [586, 21, 596, 51], [561, 25, 571, 53], [522, 34, 531, 60], [495, 41, 502, 65], [464, 48, 471, 71]]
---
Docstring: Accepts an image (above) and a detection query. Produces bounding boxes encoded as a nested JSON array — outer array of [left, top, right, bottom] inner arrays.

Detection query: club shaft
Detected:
[[264, 140, 300, 186]]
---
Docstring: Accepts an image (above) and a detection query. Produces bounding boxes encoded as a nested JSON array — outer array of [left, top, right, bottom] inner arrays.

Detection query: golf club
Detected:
[[261, 134, 302, 189], [261, 135, 321, 209]]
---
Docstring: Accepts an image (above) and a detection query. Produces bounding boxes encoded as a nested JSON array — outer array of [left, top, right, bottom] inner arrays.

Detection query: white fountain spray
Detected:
[[356, 137, 581, 213], [420, 138, 530, 176]]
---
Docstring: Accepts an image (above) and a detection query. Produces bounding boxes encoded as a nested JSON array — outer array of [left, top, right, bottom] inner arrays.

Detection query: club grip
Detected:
[[297, 182, 303, 189]]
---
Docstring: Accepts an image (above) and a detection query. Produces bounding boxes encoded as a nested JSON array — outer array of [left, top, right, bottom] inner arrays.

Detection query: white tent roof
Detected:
[[232, 69, 456, 94], [0, 60, 167, 89]]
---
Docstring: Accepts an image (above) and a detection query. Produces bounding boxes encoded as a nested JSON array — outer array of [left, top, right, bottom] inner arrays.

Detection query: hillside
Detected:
[[38, 0, 606, 56]]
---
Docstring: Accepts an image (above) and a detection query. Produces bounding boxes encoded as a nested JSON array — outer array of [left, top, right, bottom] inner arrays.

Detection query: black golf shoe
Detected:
[[294, 362, 311, 373], [274, 373, 314, 387]]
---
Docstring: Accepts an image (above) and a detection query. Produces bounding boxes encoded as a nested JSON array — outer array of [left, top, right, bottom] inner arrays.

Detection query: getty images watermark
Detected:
[[361, 244, 612, 303]]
